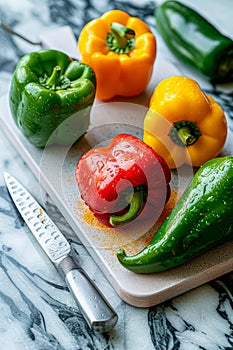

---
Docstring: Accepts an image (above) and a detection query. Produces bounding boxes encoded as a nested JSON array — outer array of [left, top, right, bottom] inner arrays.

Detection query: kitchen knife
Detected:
[[4, 172, 118, 332]]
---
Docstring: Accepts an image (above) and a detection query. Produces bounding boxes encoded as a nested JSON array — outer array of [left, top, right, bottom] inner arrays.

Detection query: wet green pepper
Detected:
[[155, 1, 233, 83], [9, 49, 96, 148], [117, 156, 233, 273]]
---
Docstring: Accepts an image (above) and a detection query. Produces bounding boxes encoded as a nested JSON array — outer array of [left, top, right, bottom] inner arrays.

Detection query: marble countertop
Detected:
[[0, 0, 233, 349]]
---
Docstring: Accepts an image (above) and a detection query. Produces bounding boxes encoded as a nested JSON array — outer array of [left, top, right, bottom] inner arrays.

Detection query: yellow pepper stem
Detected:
[[106, 22, 135, 54], [169, 120, 201, 147], [178, 126, 197, 146]]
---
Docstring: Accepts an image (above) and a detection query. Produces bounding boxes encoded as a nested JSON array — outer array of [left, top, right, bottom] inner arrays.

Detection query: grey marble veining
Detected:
[[0, 0, 233, 349]]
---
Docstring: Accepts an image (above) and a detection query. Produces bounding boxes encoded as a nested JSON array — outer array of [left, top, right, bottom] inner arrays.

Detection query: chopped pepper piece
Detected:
[[143, 76, 227, 169], [9, 49, 96, 148], [117, 156, 233, 273], [78, 10, 156, 100], [75, 134, 171, 227]]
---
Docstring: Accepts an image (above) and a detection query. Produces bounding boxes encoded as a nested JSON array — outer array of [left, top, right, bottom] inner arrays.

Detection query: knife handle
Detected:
[[58, 255, 118, 332]]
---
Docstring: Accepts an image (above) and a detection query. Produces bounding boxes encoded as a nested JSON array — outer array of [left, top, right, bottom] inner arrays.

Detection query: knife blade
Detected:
[[4, 172, 118, 332]]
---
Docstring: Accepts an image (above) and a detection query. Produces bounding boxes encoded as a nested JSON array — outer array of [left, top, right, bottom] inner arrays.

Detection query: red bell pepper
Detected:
[[75, 134, 171, 227]]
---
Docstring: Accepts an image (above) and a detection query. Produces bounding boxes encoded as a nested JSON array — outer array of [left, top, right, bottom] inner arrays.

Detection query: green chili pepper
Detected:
[[9, 49, 96, 148], [155, 0, 233, 83], [117, 156, 233, 273]]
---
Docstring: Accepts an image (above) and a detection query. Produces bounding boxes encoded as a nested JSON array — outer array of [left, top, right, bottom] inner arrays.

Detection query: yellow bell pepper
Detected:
[[144, 76, 227, 169], [78, 10, 156, 100]]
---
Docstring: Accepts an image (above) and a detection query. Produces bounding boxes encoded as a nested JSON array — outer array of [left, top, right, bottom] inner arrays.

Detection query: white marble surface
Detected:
[[0, 0, 233, 349]]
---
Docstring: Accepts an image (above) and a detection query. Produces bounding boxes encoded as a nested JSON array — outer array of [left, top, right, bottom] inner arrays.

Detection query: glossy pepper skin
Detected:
[[9, 49, 96, 148], [155, 1, 233, 83], [78, 10, 156, 100], [117, 156, 233, 273], [143, 76, 227, 169], [75, 134, 171, 228]]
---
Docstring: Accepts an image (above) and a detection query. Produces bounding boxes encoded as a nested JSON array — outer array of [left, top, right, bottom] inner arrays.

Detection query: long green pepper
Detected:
[[9, 49, 96, 148], [117, 156, 233, 273], [155, 1, 233, 83]]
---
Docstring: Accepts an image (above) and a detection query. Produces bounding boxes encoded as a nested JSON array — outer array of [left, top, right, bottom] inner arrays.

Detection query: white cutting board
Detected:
[[1, 92, 233, 307], [1, 26, 233, 307]]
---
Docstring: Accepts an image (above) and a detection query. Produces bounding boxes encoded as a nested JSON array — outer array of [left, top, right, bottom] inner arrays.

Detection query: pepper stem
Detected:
[[169, 120, 201, 148], [106, 22, 135, 54], [46, 65, 62, 87], [178, 126, 197, 146], [109, 186, 144, 226]]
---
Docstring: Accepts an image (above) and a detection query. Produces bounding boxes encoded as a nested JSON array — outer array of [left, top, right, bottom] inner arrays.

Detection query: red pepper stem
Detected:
[[109, 186, 144, 227], [178, 126, 197, 146], [46, 65, 62, 87]]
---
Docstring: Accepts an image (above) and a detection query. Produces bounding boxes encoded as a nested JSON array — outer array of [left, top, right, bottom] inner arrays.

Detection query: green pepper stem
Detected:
[[46, 65, 62, 87], [178, 126, 197, 146], [109, 186, 144, 226], [106, 22, 135, 54]]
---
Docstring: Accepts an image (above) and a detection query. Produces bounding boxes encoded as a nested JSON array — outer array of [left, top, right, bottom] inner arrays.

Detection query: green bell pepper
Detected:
[[9, 49, 96, 148], [117, 156, 233, 273], [155, 1, 233, 83]]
